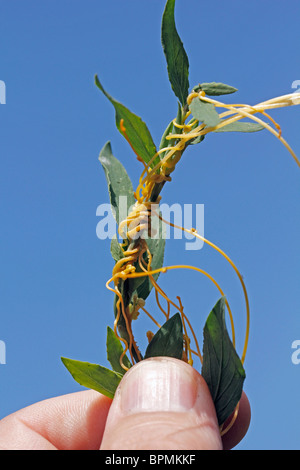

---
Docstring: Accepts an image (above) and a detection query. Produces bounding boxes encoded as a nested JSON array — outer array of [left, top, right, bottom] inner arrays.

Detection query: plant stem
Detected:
[[115, 106, 187, 362]]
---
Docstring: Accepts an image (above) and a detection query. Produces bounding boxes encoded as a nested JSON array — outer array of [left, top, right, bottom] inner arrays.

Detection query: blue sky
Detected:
[[0, 0, 299, 450]]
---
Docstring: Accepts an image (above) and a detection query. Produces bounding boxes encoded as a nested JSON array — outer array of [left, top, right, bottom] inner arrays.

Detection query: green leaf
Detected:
[[214, 120, 265, 133], [161, 0, 189, 106], [201, 297, 246, 426], [189, 96, 220, 128], [199, 82, 238, 96], [110, 235, 125, 262], [106, 326, 132, 375], [189, 135, 205, 145], [95, 76, 159, 169], [183, 119, 205, 146], [145, 313, 183, 359], [159, 103, 184, 160], [99, 141, 135, 226], [159, 119, 174, 151], [136, 228, 166, 301], [61, 357, 122, 399]]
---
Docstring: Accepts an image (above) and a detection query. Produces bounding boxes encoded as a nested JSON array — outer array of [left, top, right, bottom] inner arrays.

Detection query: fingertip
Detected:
[[221, 391, 251, 450], [100, 357, 222, 450]]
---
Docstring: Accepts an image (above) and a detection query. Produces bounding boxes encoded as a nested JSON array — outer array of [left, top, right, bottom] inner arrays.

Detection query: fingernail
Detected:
[[119, 357, 199, 414]]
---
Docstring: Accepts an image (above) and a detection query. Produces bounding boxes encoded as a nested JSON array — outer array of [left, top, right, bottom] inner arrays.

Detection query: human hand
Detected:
[[0, 357, 250, 450]]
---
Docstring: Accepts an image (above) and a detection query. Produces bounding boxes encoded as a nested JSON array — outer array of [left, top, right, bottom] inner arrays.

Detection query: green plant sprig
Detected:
[[62, 0, 300, 432]]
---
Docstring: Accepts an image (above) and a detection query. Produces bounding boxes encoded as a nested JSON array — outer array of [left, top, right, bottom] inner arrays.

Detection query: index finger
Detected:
[[0, 390, 112, 450]]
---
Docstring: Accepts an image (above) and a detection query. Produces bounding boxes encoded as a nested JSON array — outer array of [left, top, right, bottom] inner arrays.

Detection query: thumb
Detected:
[[100, 357, 222, 450]]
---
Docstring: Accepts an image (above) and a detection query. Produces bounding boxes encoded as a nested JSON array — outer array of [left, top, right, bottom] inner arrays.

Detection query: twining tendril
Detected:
[[105, 90, 300, 432]]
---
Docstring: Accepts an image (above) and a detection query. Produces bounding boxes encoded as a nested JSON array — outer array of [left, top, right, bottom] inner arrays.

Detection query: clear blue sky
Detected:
[[0, 0, 299, 450]]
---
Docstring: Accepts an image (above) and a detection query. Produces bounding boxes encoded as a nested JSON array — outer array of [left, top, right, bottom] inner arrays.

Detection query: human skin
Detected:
[[0, 357, 250, 450]]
